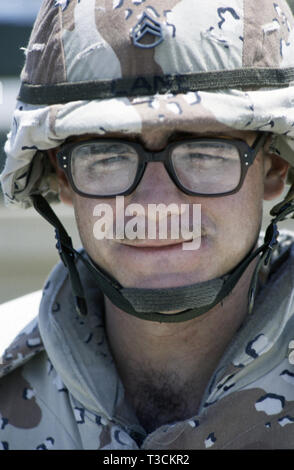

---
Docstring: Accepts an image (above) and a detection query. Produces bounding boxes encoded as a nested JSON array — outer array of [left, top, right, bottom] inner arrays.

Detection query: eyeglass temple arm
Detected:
[[252, 132, 270, 156]]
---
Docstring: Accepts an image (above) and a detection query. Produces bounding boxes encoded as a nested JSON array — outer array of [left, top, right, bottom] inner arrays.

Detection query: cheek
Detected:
[[72, 195, 110, 257], [72, 195, 129, 273], [241, 158, 265, 217], [200, 159, 264, 275], [216, 162, 264, 248]]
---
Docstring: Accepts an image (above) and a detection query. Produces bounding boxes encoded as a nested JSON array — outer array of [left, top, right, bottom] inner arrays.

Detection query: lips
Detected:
[[114, 233, 206, 255], [117, 239, 192, 248]]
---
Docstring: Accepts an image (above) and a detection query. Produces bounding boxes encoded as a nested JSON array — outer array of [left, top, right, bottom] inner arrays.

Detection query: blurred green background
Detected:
[[0, 2, 39, 174]]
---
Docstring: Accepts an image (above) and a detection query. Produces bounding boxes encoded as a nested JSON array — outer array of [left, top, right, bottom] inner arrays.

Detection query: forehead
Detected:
[[68, 128, 258, 147]]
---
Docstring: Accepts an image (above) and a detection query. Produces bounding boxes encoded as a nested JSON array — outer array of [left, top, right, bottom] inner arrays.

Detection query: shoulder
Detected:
[[0, 292, 81, 449], [0, 290, 44, 377]]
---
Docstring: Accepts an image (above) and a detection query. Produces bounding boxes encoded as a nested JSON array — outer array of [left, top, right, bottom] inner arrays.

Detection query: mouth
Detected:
[[118, 239, 189, 248], [115, 235, 204, 252], [104, 232, 211, 289]]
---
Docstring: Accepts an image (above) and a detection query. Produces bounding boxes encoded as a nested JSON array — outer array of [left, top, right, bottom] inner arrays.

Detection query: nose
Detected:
[[124, 127, 192, 208], [127, 161, 188, 207], [128, 129, 190, 206]]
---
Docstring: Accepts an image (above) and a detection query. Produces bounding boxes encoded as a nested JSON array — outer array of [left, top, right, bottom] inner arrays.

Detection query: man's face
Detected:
[[57, 128, 277, 290]]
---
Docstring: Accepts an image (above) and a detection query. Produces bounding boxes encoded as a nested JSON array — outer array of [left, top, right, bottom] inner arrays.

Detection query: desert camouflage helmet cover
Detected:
[[2, 0, 294, 211]]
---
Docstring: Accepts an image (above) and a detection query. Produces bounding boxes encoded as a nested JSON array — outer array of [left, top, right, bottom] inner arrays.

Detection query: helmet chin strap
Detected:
[[31, 194, 293, 323]]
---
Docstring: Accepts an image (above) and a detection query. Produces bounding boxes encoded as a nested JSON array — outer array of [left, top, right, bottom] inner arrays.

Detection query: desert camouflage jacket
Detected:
[[0, 233, 294, 450]]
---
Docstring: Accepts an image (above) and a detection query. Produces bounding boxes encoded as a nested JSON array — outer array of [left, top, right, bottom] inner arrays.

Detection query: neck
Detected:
[[104, 261, 257, 432]]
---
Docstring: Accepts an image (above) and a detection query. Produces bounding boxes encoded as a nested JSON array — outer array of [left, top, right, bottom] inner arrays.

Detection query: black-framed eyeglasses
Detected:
[[57, 133, 268, 198]]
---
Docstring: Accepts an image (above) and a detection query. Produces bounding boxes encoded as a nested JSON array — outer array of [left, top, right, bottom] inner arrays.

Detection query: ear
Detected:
[[48, 149, 73, 206], [263, 152, 289, 201]]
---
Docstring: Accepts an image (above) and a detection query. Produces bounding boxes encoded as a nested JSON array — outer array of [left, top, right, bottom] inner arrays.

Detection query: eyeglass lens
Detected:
[[70, 140, 242, 196], [171, 141, 241, 194], [71, 142, 139, 196]]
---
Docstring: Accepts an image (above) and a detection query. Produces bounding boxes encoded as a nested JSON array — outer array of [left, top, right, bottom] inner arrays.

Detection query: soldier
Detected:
[[0, 0, 294, 450]]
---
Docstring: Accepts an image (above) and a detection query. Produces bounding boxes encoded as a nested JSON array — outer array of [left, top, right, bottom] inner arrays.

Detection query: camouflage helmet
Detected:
[[1, 0, 294, 214]]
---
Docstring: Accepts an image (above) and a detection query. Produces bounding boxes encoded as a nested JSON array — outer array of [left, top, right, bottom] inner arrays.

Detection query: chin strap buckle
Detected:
[[31, 194, 87, 317], [263, 222, 279, 266], [54, 228, 88, 317], [55, 228, 74, 266], [263, 199, 294, 266], [248, 200, 294, 315]]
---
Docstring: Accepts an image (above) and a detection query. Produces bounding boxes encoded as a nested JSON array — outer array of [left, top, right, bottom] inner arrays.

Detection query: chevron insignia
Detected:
[[131, 12, 164, 49]]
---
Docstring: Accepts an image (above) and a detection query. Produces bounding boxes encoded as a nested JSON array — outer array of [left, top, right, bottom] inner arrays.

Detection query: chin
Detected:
[[105, 247, 201, 288]]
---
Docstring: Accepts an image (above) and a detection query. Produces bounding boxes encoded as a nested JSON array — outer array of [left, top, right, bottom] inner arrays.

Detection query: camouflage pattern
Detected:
[[0, 233, 294, 449], [1, 1, 294, 450], [1, 0, 294, 208]]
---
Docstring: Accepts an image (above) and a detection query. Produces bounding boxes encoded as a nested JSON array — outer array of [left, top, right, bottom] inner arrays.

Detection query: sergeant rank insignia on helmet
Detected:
[[131, 12, 164, 49]]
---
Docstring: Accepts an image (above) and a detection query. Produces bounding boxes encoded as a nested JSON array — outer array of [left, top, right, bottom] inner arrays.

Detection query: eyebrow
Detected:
[[64, 130, 258, 145]]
